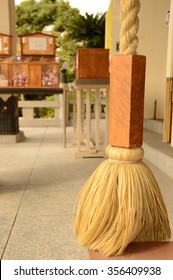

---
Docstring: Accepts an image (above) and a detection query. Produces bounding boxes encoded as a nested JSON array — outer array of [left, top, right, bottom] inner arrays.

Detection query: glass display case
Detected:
[[29, 57, 59, 87], [10, 57, 30, 87]]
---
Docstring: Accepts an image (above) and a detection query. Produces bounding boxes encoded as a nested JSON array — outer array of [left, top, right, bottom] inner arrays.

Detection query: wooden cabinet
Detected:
[[0, 33, 59, 88], [0, 57, 59, 88]]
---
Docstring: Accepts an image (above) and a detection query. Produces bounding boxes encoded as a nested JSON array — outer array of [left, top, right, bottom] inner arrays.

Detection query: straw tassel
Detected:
[[74, 146, 170, 256], [74, 0, 171, 257]]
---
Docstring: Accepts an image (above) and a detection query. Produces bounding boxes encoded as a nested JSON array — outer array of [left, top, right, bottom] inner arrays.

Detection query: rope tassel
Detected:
[[74, 146, 171, 256]]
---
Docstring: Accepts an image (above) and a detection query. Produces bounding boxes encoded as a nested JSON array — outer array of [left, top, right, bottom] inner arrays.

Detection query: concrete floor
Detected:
[[0, 125, 173, 260]]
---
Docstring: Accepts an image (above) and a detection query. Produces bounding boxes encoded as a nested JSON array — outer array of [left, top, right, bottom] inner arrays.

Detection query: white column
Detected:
[[0, 0, 16, 55]]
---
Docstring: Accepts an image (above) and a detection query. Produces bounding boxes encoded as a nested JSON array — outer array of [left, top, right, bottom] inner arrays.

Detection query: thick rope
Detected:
[[120, 0, 140, 54]]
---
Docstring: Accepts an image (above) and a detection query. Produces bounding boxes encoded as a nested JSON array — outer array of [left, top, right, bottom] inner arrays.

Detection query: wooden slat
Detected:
[[86, 89, 91, 151], [163, 78, 173, 143], [95, 89, 100, 151]]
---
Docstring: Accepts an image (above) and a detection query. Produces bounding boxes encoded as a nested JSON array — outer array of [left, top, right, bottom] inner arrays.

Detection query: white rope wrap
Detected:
[[106, 145, 144, 161], [120, 0, 140, 54]]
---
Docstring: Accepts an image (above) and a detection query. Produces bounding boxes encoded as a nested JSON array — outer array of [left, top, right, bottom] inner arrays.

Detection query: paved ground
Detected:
[[0, 125, 173, 260]]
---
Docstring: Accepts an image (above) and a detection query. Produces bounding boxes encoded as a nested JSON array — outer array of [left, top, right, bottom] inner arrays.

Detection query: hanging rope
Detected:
[[73, 0, 171, 257], [120, 0, 140, 54]]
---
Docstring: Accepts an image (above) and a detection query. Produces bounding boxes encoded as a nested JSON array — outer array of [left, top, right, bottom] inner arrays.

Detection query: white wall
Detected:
[[138, 0, 170, 119], [106, 0, 170, 119]]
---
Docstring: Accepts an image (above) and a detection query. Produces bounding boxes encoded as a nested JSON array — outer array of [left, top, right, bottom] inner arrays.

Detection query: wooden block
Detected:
[[29, 64, 41, 87], [109, 55, 146, 148], [75, 48, 109, 80], [89, 242, 173, 260]]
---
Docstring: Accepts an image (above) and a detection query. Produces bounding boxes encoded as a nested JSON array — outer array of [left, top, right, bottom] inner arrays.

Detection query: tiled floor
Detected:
[[0, 125, 172, 259]]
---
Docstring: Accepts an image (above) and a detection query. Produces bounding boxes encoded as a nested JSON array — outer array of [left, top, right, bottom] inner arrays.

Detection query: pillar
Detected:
[[0, 0, 16, 55]]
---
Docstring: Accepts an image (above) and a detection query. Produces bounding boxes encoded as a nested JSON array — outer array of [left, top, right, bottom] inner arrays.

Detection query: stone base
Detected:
[[0, 130, 25, 143]]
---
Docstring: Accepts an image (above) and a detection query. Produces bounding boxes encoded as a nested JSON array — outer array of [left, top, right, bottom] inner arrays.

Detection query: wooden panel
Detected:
[[163, 78, 173, 143], [0, 33, 12, 56], [75, 48, 109, 80], [109, 54, 146, 148], [29, 64, 41, 87]]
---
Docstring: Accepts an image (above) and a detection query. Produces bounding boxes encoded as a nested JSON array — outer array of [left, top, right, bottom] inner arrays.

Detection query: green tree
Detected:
[[16, 0, 55, 34], [64, 12, 106, 48], [16, 0, 79, 35], [53, 0, 79, 32], [56, 12, 106, 81]]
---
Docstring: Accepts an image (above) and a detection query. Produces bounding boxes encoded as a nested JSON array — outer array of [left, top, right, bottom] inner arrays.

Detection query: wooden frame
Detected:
[[0, 33, 12, 56], [19, 32, 56, 57]]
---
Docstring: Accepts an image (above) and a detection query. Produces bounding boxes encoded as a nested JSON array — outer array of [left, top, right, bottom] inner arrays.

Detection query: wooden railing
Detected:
[[18, 94, 62, 127], [17, 83, 109, 156], [72, 82, 109, 158]]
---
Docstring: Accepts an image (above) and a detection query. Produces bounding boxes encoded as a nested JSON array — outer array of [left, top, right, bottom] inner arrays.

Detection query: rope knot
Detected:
[[106, 145, 144, 162]]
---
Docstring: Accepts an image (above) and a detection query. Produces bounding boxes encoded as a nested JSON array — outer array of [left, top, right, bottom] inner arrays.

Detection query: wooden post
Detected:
[[109, 54, 146, 148], [163, 0, 173, 143]]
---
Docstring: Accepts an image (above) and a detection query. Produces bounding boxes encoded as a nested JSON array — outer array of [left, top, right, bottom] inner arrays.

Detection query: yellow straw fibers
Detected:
[[74, 145, 171, 257]]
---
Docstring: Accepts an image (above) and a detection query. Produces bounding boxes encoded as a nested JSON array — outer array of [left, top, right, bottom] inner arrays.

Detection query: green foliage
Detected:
[[16, 0, 80, 35], [57, 12, 106, 81], [16, 0, 57, 34], [34, 95, 55, 118], [16, 0, 106, 49], [64, 12, 106, 48], [53, 0, 80, 32]]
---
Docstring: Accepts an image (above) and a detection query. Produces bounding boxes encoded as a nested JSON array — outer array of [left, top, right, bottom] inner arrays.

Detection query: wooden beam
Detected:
[[109, 54, 146, 148]]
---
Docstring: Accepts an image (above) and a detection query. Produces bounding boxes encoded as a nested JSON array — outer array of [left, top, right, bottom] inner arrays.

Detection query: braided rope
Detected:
[[120, 0, 140, 54]]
